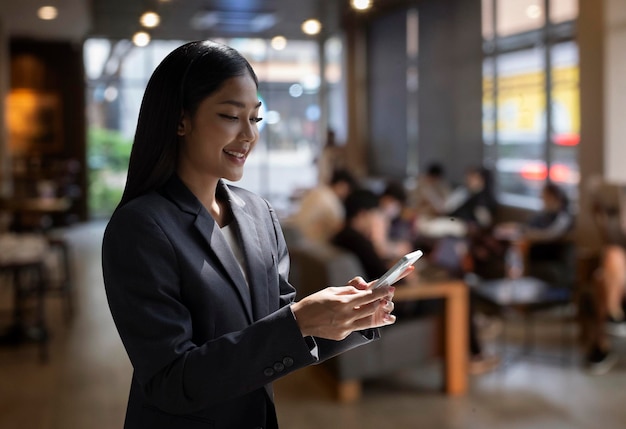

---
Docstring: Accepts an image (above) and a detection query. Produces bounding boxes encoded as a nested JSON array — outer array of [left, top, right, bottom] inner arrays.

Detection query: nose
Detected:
[[239, 120, 258, 142]]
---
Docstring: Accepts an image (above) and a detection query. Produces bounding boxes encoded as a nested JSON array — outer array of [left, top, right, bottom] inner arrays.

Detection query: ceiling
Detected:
[[0, 0, 346, 43]]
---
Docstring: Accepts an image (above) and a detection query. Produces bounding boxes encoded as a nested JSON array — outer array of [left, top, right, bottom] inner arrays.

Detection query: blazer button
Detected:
[[282, 357, 294, 367], [273, 362, 285, 372], [263, 367, 275, 377]]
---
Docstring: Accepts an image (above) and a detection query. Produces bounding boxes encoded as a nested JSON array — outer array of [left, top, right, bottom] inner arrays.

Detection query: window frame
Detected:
[[482, 0, 579, 209]]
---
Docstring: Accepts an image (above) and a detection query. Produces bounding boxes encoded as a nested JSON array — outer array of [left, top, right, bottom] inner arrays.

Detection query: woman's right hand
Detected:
[[290, 277, 396, 341]]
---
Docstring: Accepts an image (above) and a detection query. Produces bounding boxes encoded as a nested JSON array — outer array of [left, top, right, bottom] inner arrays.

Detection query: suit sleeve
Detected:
[[102, 205, 317, 415]]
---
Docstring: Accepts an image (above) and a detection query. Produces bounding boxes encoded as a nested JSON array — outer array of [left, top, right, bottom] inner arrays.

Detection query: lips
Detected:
[[223, 149, 246, 159]]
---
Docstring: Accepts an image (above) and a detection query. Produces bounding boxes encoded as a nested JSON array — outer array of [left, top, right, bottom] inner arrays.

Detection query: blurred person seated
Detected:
[[331, 188, 392, 282], [418, 166, 503, 279], [333, 188, 499, 374], [286, 168, 357, 244], [411, 162, 452, 218], [316, 128, 347, 186], [495, 182, 575, 280], [372, 180, 415, 263], [584, 181, 626, 375]]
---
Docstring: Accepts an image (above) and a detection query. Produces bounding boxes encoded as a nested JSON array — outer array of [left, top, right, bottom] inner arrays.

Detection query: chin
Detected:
[[224, 172, 244, 182]]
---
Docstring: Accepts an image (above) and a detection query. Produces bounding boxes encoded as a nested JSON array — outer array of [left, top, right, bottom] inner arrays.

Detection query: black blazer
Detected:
[[102, 176, 377, 429]]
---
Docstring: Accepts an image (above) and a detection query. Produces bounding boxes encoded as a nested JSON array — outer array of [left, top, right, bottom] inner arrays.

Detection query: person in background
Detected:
[[420, 166, 501, 278], [411, 162, 451, 218], [316, 128, 347, 186], [584, 183, 626, 375], [332, 188, 391, 282], [372, 180, 414, 263], [332, 188, 497, 373], [101, 40, 399, 429], [496, 182, 575, 279], [444, 166, 497, 233], [331, 188, 422, 318], [286, 168, 357, 244]]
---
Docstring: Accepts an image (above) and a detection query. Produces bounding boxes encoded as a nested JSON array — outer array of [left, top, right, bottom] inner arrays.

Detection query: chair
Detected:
[[577, 178, 626, 347], [0, 234, 51, 362], [43, 233, 74, 321]]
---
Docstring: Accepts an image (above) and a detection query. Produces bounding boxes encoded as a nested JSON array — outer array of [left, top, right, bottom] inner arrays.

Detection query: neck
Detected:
[[177, 171, 229, 225]]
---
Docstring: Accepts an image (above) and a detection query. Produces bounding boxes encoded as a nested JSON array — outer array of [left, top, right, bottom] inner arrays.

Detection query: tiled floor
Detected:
[[1, 220, 626, 429]]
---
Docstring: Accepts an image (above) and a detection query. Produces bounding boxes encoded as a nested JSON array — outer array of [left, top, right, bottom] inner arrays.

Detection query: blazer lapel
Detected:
[[224, 185, 270, 321], [161, 176, 254, 323], [194, 212, 254, 322]]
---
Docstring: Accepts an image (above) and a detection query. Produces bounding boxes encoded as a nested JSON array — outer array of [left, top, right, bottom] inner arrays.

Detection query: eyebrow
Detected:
[[219, 100, 262, 109]]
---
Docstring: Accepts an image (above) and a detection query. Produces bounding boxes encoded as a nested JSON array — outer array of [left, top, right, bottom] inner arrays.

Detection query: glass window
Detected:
[[494, 48, 546, 204], [85, 38, 325, 218], [550, 0, 578, 24], [482, 0, 578, 208], [482, 57, 496, 151], [549, 41, 580, 202]]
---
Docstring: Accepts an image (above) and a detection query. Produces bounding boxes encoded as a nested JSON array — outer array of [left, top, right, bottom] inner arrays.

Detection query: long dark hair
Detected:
[[117, 40, 259, 208]]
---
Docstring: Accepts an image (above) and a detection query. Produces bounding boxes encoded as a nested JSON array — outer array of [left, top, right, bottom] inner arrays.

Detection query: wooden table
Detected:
[[393, 277, 469, 396], [1, 197, 72, 231]]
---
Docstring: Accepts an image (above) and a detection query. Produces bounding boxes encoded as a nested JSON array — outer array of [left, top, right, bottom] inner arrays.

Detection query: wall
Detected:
[[366, 8, 408, 180], [417, 0, 483, 186], [354, 0, 483, 186]]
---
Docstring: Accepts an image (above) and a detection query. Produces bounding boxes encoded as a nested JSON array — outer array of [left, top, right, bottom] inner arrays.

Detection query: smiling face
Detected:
[[176, 73, 261, 185]]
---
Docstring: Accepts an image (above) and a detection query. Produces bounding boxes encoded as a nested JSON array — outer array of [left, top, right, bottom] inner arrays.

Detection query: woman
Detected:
[[102, 41, 400, 429]]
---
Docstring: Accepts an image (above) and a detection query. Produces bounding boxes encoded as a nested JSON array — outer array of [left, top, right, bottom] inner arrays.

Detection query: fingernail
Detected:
[[384, 314, 396, 323]]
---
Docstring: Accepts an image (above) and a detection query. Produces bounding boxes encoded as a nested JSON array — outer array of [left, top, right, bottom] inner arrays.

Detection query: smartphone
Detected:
[[373, 250, 423, 289]]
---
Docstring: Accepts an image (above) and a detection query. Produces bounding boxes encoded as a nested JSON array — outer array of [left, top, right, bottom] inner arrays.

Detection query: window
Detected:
[[85, 38, 329, 218], [482, 0, 579, 208]]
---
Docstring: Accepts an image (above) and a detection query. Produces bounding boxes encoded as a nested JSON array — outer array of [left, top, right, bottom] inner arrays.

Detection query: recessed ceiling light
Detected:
[[132, 31, 151, 47], [526, 5, 542, 19], [38, 6, 58, 20], [351, 0, 372, 11], [140, 11, 161, 28], [271, 36, 287, 50], [301, 19, 322, 36]]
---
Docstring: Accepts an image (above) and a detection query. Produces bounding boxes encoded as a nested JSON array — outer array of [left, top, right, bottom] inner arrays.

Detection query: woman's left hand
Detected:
[[346, 265, 413, 327]]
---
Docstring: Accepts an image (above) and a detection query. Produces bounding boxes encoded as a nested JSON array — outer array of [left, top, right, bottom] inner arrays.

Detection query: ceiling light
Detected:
[[301, 19, 322, 36], [351, 0, 372, 11], [271, 36, 287, 50], [38, 6, 58, 20], [140, 11, 161, 28], [526, 5, 542, 19], [132, 31, 151, 47]]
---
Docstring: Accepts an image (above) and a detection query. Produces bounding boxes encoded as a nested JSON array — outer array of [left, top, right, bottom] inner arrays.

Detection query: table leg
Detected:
[[444, 286, 468, 395]]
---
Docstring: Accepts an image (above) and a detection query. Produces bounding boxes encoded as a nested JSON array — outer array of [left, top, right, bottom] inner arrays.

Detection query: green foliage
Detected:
[[87, 127, 132, 217], [87, 127, 132, 171]]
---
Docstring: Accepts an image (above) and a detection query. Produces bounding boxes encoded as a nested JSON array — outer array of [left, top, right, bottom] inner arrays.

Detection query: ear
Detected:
[[177, 113, 187, 136]]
